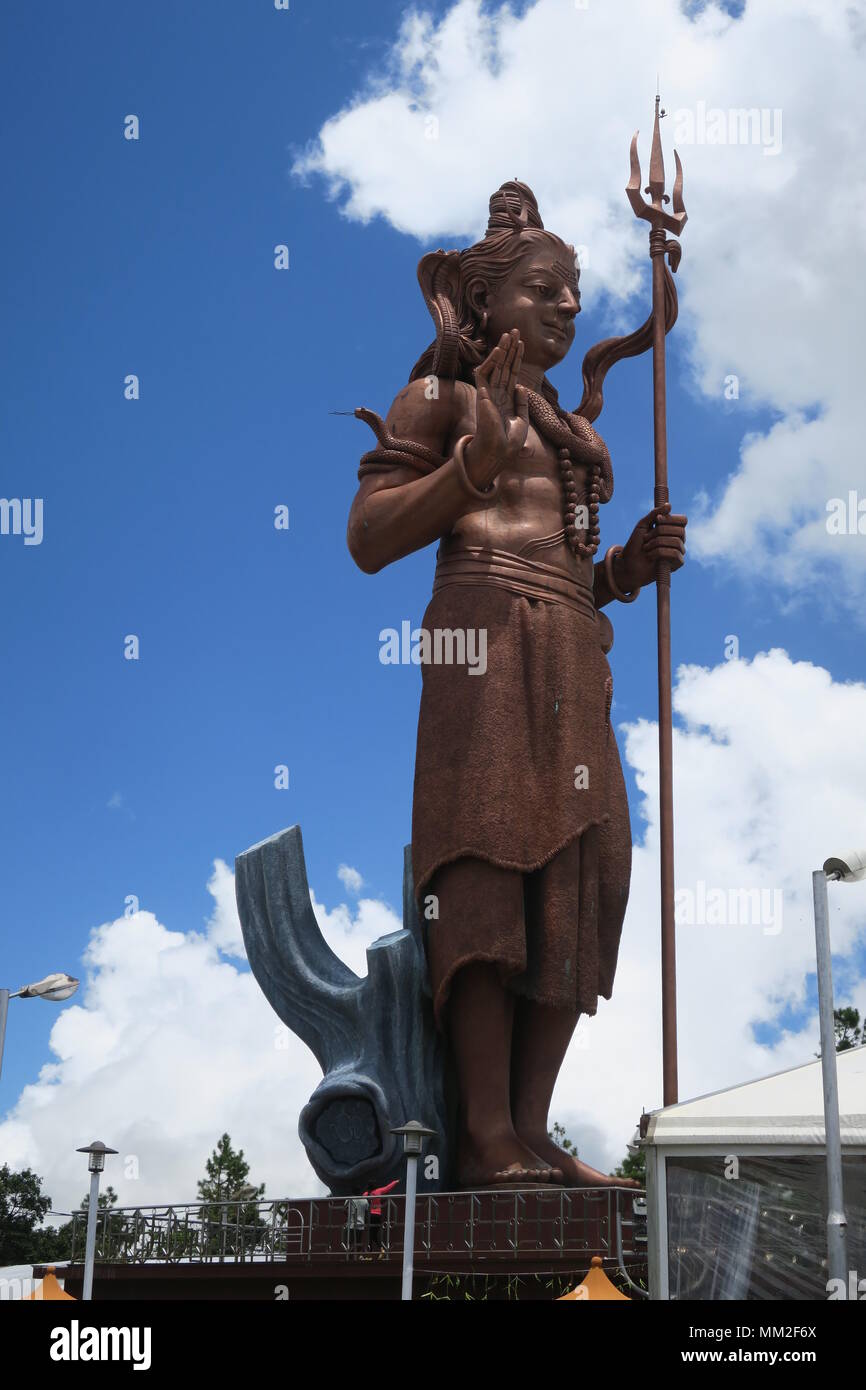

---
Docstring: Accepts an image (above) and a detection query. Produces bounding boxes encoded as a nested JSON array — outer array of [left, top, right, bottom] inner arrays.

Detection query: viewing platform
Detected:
[[47, 1186, 647, 1300]]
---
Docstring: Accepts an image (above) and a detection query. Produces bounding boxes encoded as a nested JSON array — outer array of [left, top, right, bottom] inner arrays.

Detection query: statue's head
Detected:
[[411, 181, 580, 384]]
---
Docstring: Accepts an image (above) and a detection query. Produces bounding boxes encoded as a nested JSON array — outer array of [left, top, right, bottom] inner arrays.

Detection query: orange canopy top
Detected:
[[557, 1256, 630, 1301], [24, 1267, 75, 1301]]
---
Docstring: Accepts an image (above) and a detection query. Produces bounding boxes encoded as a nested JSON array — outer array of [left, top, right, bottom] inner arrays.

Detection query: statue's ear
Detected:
[[417, 250, 462, 379]]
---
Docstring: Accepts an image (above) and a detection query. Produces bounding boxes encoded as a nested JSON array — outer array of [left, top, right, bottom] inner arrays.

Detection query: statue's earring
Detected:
[[480, 310, 489, 331]]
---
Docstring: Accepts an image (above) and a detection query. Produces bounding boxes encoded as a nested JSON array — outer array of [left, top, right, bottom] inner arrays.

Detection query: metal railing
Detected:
[[68, 1187, 646, 1269], [69, 1200, 310, 1265]]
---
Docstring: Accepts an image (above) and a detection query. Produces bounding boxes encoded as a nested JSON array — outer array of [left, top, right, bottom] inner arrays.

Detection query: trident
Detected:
[[627, 95, 687, 1107]]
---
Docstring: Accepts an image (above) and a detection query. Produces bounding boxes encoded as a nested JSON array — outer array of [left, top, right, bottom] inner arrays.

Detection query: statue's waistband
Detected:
[[433, 546, 596, 621]]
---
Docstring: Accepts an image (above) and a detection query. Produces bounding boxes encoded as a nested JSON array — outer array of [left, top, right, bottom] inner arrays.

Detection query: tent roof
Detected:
[[0, 1265, 71, 1300], [645, 1043, 866, 1149], [556, 1257, 630, 1301], [24, 1267, 74, 1301]]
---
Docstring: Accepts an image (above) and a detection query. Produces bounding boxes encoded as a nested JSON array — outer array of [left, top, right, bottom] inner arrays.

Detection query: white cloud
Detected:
[[0, 869, 398, 1214], [293, 0, 866, 602], [2, 652, 865, 1195], [310, 889, 401, 978], [204, 858, 244, 958], [553, 648, 866, 1170], [337, 863, 364, 895]]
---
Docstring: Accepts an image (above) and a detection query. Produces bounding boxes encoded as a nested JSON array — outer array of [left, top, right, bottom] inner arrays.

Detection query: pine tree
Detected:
[[816, 1006, 863, 1057], [51, 1184, 130, 1262], [196, 1135, 265, 1260], [548, 1121, 578, 1156], [834, 1007, 863, 1052], [197, 1134, 264, 1204], [614, 1148, 646, 1185], [80, 1184, 119, 1213]]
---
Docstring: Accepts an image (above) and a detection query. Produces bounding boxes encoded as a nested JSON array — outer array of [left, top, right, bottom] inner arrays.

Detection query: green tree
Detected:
[[614, 1148, 646, 1185], [77, 1183, 119, 1214], [548, 1121, 578, 1156], [197, 1135, 265, 1260], [0, 1164, 57, 1264], [816, 1007, 863, 1058], [50, 1184, 130, 1262], [834, 1007, 862, 1052], [197, 1134, 265, 1204]]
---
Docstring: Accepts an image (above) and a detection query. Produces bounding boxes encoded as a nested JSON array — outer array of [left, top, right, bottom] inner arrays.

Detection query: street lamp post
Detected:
[[812, 849, 866, 1292], [390, 1121, 436, 1302], [76, 1141, 118, 1301], [0, 973, 79, 1083]]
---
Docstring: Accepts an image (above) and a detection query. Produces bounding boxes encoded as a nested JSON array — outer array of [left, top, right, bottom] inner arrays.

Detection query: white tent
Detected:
[[646, 1044, 866, 1148], [643, 1045, 866, 1300]]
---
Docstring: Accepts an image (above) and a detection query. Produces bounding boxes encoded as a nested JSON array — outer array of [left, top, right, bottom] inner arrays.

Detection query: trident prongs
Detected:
[[626, 94, 688, 237]]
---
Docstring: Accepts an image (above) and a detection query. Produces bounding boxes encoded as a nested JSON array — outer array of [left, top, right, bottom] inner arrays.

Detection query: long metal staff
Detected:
[[626, 96, 687, 1106]]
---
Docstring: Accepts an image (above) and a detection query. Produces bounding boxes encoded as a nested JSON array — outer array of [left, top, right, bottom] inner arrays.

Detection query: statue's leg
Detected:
[[508, 833, 586, 1179], [510, 824, 638, 1187], [510, 998, 635, 1186], [448, 962, 561, 1188], [426, 855, 561, 1188]]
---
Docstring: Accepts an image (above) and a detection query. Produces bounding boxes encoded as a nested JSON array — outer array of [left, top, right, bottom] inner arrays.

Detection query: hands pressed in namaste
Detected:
[[467, 329, 530, 488]]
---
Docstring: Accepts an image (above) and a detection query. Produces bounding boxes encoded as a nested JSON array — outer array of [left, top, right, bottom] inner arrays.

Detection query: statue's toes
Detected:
[[492, 1165, 535, 1184], [528, 1167, 553, 1183]]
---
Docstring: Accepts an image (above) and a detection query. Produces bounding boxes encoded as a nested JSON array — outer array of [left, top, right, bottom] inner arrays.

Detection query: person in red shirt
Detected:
[[363, 1180, 399, 1255]]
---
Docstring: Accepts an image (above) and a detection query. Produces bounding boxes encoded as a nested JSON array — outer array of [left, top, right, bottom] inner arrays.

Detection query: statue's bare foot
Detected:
[[457, 1130, 563, 1188], [516, 1131, 641, 1188]]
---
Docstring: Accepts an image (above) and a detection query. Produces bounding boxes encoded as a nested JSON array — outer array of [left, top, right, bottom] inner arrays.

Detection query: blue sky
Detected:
[[1, 0, 864, 1195]]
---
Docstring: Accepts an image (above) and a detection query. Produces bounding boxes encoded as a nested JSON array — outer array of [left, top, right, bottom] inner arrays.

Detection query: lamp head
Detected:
[[824, 850, 866, 884], [389, 1120, 437, 1157], [76, 1140, 119, 1174], [21, 973, 79, 1002]]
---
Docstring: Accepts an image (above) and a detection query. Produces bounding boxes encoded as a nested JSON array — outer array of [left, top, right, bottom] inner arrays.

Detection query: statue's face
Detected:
[[484, 238, 580, 370]]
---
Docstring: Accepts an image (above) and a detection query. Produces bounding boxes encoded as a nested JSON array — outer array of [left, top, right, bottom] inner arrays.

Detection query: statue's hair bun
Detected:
[[486, 180, 544, 236]]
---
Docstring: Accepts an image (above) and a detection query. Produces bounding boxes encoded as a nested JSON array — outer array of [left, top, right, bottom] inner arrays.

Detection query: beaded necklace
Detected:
[[525, 390, 605, 559]]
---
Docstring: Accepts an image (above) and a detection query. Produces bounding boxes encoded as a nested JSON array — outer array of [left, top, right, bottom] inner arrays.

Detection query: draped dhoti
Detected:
[[411, 547, 632, 1026]]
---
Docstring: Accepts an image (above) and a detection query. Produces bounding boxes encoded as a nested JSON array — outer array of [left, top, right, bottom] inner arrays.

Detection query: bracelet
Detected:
[[604, 545, 641, 603], [453, 435, 496, 500]]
